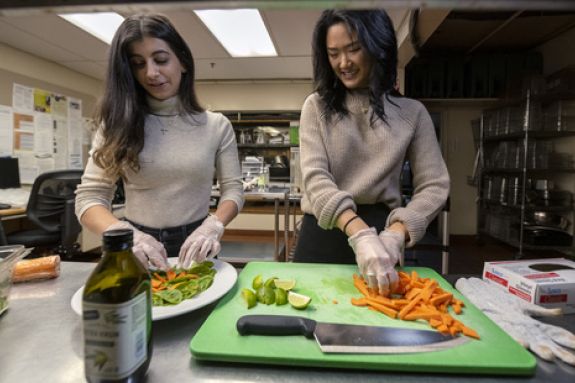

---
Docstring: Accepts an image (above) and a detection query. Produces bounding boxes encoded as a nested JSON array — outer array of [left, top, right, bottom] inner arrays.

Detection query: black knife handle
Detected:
[[237, 315, 316, 338]]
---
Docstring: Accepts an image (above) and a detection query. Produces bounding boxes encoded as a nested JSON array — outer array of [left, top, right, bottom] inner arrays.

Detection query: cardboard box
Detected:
[[483, 258, 575, 314]]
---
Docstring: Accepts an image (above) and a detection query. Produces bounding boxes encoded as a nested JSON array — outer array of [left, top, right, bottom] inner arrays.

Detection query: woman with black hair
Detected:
[[293, 9, 449, 296], [75, 14, 243, 270]]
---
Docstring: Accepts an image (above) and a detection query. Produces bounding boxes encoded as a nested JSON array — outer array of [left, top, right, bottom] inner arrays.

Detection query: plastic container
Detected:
[[0, 245, 28, 315]]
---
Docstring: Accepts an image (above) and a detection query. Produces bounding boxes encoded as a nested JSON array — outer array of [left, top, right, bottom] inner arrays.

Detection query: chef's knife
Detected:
[[237, 315, 468, 354]]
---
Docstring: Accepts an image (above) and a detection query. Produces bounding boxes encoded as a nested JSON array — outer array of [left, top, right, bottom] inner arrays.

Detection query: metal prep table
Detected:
[[1, 262, 574, 383]]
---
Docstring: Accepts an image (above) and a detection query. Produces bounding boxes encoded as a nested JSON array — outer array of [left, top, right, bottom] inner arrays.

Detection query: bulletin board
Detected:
[[0, 83, 85, 184]]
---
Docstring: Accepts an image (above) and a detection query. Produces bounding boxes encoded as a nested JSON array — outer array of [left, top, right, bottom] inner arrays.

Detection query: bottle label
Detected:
[[83, 292, 148, 379]]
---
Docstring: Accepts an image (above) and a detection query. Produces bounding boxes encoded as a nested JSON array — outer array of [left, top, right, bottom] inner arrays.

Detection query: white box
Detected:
[[482, 258, 575, 314]]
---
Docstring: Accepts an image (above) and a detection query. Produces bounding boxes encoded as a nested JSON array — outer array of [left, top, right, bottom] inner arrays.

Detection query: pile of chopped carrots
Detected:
[[351, 271, 480, 340]]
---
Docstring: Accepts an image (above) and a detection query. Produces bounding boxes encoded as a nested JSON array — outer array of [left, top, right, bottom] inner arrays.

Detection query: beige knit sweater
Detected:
[[75, 96, 244, 228], [299, 90, 449, 247]]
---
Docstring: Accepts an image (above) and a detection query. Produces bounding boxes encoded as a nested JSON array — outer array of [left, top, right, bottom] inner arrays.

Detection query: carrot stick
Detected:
[[365, 298, 398, 318]]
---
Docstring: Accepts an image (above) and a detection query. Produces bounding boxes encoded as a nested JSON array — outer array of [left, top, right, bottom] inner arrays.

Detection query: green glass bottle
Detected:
[[83, 229, 152, 383]]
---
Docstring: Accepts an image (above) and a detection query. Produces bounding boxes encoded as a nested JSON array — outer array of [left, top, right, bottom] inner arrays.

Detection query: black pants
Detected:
[[126, 217, 205, 258], [293, 203, 390, 264]]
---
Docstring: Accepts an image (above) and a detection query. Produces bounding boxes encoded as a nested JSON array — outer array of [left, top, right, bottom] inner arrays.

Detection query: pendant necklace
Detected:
[[154, 114, 179, 135]]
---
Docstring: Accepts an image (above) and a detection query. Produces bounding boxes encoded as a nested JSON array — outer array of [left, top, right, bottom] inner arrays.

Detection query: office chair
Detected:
[[6, 169, 83, 259]]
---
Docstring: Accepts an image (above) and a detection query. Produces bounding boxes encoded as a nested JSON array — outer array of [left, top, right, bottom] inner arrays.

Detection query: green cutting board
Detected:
[[190, 262, 535, 375]]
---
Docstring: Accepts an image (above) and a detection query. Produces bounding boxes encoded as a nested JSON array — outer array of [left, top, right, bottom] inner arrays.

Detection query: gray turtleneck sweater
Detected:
[[75, 96, 244, 228], [299, 91, 449, 247]]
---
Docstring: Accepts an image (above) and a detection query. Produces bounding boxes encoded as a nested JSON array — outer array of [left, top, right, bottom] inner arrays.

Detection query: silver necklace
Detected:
[[154, 114, 179, 135]]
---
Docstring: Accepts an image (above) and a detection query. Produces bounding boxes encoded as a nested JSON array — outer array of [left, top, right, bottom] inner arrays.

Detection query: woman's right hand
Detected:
[[106, 221, 169, 271], [348, 227, 400, 296]]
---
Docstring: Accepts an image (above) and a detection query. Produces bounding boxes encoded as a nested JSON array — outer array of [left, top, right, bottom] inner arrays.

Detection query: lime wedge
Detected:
[[241, 288, 257, 309], [256, 286, 276, 305], [252, 274, 263, 290], [275, 288, 288, 306], [264, 277, 278, 288], [288, 291, 311, 310], [274, 279, 296, 291]]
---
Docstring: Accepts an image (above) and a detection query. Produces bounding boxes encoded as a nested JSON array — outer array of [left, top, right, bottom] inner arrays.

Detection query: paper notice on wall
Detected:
[[34, 88, 52, 113], [34, 112, 54, 157], [0, 105, 13, 156], [53, 116, 68, 169], [51, 94, 68, 117], [12, 84, 34, 113], [13, 113, 34, 151], [68, 97, 83, 169]]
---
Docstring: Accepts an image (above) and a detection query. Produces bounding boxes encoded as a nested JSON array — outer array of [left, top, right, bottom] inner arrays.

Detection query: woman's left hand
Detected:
[[178, 215, 225, 268]]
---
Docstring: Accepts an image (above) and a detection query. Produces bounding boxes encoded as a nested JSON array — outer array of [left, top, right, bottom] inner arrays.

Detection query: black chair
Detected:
[[6, 169, 83, 259]]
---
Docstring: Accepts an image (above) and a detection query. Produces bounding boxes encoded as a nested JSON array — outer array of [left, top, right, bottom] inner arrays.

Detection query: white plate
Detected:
[[71, 259, 237, 321]]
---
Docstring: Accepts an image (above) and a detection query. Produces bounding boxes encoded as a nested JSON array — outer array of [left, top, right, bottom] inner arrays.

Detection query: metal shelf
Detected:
[[475, 89, 575, 257]]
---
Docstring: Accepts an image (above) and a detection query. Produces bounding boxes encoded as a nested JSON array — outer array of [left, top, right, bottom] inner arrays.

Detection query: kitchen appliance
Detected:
[[237, 314, 467, 353], [190, 262, 535, 375]]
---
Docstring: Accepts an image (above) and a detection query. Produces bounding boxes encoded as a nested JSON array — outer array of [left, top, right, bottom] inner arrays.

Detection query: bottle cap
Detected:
[[102, 229, 133, 252]]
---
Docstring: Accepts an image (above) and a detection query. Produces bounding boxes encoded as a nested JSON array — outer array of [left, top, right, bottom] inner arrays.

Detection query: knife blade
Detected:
[[237, 315, 468, 354]]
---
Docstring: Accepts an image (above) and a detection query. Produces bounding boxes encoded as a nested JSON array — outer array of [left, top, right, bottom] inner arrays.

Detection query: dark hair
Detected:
[[312, 9, 400, 123], [93, 13, 204, 177]]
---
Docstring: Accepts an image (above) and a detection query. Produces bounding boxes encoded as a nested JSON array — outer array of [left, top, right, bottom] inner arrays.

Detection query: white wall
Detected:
[[197, 81, 313, 112], [425, 101, 499, 235], [0, 43, 101, 112]]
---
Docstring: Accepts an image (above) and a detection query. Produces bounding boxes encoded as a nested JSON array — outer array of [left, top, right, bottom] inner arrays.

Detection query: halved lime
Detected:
[[264, 277, 278, 288], [256, 285, 276, 305], [252, 274, 263, 290], [275, 288, 288, 305], [274, 279, 296, 291], [288, 291, 311, 310], [241, 288, 257, 309]]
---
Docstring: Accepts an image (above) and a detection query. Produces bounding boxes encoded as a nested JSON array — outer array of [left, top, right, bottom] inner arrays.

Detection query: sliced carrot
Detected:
[[430, 292, 453, 306], [365, 298, 398, 318], [166, 269, 176, 281], [351, 297, 369, 306], [153, 272, 167, 283], [351, 272, 480, 340]]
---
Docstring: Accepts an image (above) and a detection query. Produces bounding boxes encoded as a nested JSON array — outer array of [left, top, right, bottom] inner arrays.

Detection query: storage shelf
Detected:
[[482, 202, 574, 213], [484, 130, 575, 142], [475, 89, 575, 256], [483, 167, 575, 174]]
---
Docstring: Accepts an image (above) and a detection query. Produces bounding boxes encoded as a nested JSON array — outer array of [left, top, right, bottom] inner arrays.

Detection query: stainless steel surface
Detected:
[[1, 262, 574, 383]]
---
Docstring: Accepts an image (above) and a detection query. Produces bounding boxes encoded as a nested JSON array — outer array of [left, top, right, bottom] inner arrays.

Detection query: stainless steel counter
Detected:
[[1, 262, 574, 383]]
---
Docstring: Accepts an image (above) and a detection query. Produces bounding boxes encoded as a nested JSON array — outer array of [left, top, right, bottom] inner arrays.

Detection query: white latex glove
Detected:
[[178, 215, 224, 269], [348, 227, 400, 296], [379, 228, 405, 267], [106, 221, 169, 271], [456, 277, 575, 365]]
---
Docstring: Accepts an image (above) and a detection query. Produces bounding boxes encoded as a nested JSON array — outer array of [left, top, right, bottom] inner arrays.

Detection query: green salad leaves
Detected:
[[151, 261, 216, 306]]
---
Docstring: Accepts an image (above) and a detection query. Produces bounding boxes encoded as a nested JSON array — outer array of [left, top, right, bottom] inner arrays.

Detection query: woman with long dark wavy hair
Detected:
[[293, 10, 449, 296], [75, 14, 243, 270]]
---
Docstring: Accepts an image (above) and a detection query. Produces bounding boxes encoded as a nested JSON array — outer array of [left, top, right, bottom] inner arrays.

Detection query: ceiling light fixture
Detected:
[[194, 9, 277, 57], [58, 12, 124, 45]]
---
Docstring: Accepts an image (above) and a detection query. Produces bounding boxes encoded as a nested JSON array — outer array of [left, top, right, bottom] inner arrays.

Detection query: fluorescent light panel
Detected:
[[195, 9, 277, 57], [59, 12, 124, 45]]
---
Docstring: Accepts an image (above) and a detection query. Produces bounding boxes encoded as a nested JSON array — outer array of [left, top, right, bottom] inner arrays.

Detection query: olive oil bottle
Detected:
[[83, 229, 152, 382]]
